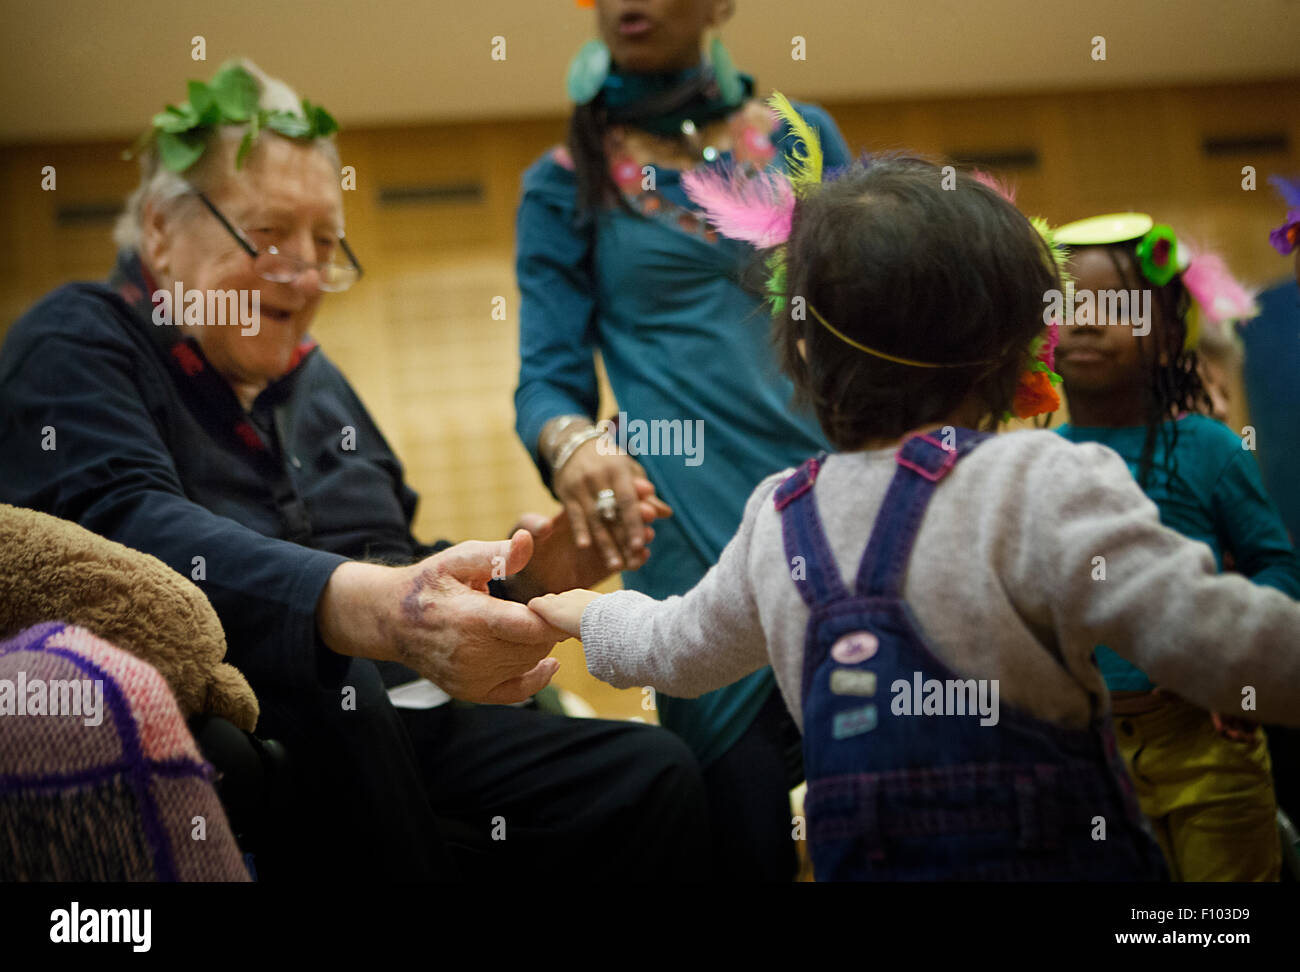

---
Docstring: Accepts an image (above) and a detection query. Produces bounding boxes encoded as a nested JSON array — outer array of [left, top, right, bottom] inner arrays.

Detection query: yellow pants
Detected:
[[1113, 695, 1279, 881]]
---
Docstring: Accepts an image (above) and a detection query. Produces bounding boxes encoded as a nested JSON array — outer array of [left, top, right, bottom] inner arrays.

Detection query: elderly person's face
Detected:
[[141, 136, 342, 400]]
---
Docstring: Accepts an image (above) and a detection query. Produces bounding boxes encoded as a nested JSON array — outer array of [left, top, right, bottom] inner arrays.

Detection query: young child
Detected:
[[528, 120, 1300, 881], [1266, 176, 1300, 855], [1052, 213, 1300, 882]]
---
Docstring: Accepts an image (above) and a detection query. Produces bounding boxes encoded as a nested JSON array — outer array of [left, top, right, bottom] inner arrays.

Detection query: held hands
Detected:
[[529, 589, 603, 639], [552, 439, 669, 572], [314, 466, 668, 702], [506, 475, 671, 601], [316, 530, 569, 704]]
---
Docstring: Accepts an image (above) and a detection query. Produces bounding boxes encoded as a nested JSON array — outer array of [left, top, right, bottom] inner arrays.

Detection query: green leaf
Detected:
[[310, 104, 338, 138], [236, 111, 261, 168], [188, 81, 219, 125], [265, 109, 311, 138], [209, 64, 259, 122], [157, 129, 206, 172], [153, 102, 198, 133], [298, 99, 338, 138]]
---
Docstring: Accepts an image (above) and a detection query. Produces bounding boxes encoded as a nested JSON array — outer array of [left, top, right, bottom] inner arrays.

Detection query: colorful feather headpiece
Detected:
[[1053, 212, 1260, 350], [683, 98, 1067, 419], [681, 93, 809, 315], [1269, 175, 1300, 255]]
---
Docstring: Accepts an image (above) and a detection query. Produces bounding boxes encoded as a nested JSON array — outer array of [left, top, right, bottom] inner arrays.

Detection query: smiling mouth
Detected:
[[617, 11, 653, 37], [262, 307, 294, 324], [1058, 347, 1109, 364]]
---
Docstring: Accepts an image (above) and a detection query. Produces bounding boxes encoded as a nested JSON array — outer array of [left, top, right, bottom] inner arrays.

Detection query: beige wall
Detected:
[[2, 78, 1297, 715]]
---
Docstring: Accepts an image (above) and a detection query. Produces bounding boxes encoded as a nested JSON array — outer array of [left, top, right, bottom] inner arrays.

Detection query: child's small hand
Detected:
[[528, 590, 602, 639], [1210, 710, 1258, 742]]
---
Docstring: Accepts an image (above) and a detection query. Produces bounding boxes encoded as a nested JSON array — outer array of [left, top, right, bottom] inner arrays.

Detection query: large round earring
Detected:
[[709, 34, 745, 106], [566, 39, 611, 104]]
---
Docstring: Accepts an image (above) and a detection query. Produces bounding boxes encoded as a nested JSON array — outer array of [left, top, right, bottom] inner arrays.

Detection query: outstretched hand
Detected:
[[529, 589, 603, 639]]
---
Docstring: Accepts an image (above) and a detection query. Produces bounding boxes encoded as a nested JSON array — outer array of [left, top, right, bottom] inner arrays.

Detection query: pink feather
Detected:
[[1182, 251, 1258, 326], [681, 166, 795, 248], [971, 169, 1017, 204]]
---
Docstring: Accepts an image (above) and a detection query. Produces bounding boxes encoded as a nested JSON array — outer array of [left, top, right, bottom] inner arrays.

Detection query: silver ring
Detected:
[[595, 488, 618, 522]]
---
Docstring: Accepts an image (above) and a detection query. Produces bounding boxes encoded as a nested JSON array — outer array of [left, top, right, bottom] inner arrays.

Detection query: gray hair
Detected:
[[112, 58, 341, 253]]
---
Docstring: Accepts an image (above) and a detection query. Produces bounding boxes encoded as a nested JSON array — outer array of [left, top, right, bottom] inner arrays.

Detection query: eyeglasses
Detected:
[[195, 192, 364, 293]]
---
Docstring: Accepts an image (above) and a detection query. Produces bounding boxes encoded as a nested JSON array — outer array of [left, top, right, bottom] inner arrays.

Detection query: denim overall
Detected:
[[775, 429, 1168, 881]]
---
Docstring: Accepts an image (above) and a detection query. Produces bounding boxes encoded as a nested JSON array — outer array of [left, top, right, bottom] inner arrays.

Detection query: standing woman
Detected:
[[514, 0, 849, 879]]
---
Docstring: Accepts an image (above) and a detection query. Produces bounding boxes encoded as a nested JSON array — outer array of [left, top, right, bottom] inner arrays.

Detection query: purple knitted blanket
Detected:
[[0, 622, 249, 881]]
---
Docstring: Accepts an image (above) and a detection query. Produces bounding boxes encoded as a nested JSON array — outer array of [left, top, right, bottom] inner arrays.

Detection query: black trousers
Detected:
[[246, 658, 711, 881], [1268, 724, 1300, 822], [700, 686, 803, 882]]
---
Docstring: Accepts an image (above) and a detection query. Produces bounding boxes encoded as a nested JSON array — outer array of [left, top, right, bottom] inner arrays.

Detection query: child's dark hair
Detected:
[[774, 156, 1062, 449], [1093, 242, 1212, 489]]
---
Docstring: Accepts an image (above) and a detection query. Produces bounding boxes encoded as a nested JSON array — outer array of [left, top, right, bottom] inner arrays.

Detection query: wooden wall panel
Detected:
[[2, 78, 1296, 716]]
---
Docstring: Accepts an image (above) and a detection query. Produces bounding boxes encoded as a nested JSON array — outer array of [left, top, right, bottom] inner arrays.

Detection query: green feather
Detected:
[[1032, 216, 1072, 286], [765, 249, 789, 316]]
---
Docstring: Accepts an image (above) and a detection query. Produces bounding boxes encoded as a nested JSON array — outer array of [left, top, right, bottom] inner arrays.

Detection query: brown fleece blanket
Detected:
[[0, 503, 257, 731]]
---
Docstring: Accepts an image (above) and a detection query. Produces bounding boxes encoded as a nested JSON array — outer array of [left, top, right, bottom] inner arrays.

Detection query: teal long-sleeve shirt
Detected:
[[514, 102, 850, 766], [1058, 414, 1300, 691]]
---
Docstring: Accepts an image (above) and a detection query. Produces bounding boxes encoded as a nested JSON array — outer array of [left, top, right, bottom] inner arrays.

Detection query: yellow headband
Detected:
[[806, 303, 999, 369]]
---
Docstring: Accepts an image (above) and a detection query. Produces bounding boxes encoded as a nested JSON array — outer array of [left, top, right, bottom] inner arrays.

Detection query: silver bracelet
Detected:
[[550, 426, 606, 475], [540, 414, 590, 464]]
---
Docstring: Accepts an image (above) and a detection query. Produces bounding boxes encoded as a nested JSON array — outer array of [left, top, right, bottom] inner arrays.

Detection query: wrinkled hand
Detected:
[[316, 530, 568, 704], [507, 477, 671, 600], [529, 590, 602, 639]]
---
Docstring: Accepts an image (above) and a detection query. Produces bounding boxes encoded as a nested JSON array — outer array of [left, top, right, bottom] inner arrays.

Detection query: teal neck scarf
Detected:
[[601, 63, 754, 137]]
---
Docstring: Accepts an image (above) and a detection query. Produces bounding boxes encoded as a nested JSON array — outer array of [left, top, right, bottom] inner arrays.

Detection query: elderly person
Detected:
[[0, 61, 708, 881]]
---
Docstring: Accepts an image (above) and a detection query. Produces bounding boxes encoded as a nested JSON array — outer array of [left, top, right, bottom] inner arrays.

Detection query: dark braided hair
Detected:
[[1100, 244, 1213, 490], [567, 101, 636, 220]]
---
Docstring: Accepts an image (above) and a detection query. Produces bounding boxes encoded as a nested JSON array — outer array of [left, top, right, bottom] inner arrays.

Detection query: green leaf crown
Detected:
[[126, 63, 339, 173]]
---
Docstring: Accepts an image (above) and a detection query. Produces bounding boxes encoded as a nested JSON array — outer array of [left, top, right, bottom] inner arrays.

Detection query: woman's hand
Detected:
[[529, 590, 602, 639], [507, 476, 670, 600], [552, 438, 672, 571]]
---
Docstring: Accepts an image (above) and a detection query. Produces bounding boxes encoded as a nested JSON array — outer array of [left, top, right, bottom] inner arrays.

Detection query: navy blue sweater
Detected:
[[0, 254, 444, 692]]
